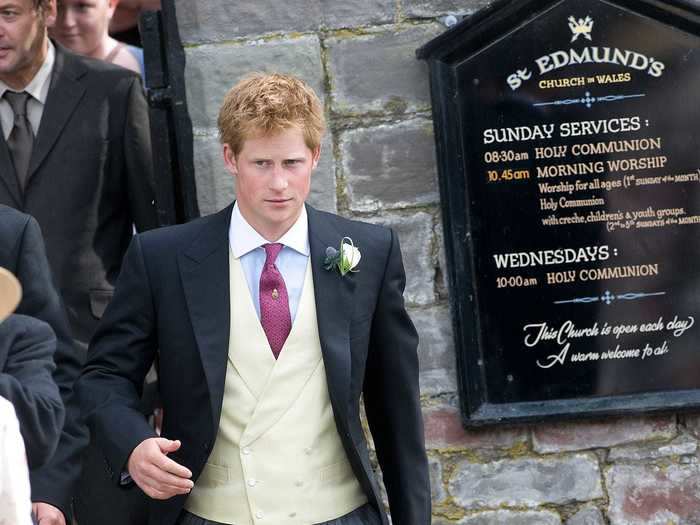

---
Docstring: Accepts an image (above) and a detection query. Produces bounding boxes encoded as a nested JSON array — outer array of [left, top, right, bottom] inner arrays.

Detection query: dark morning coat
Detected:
[[77, 203, 431, 525], [0, 314, 63, 469], [0, 44, 157, 520], [0, 205, 81, 515]]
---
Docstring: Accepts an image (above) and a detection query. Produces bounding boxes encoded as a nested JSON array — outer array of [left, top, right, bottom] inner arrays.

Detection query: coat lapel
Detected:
[[307, 205, 356, 427], [0, 138, 21, 206], [179, 205, 232, 426], [26, 44, 86, 186]]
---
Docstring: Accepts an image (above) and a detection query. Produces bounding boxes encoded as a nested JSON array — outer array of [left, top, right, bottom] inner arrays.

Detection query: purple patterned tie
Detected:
[[259, 243, 291, 359]]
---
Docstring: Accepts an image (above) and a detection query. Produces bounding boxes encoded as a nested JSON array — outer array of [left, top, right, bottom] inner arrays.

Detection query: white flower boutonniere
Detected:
[[324, 237, 361, 276]]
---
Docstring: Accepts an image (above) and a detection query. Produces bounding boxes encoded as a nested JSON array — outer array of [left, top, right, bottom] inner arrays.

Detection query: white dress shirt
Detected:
[[0, 397, 32, 525], [0, 40, 55, 140], [229, 203, 310, 322]]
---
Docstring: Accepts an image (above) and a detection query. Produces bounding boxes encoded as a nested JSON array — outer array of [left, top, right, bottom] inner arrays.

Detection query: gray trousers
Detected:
[[177, 503, 381, 525]]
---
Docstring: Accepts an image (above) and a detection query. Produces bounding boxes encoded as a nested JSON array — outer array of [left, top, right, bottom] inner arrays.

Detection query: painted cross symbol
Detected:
[[601, 290, 615, 305], [583, 91, 595, 108]]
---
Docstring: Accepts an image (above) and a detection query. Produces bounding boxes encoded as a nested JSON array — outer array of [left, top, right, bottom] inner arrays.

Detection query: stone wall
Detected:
[[175, 1, 700, 523]]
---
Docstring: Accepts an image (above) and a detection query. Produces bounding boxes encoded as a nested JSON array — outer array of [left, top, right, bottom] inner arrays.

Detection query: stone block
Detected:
[[309, 135, 338, 213], [606, 463, 700, 525], [193, 133, 231, 216], [321, 0, 395, 29], [532, 416, 677, 453], [608, 434, 697, 462], [176, 0, 395, 43], [327, 24, 442, 114], [176, 0, 319, 43], [449, 454, 603, 509], [366, 212, 435, 305], [341, 119, 439, 212], [459, 510, 562, 525], [185, 36, 324, 129], [429, 454, 447, 504], [410, 305, 457, 395], [566, 506, 605, 525], [420, 367, 457, 398], [423, 399, 526, 450], [193, 133, 336, 216], [684, 412, 700, 438], [403, 0, 493, 19]]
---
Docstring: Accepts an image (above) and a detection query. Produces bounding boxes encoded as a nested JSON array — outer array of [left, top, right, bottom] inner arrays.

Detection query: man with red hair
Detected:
[[79, 73, 430, 525]]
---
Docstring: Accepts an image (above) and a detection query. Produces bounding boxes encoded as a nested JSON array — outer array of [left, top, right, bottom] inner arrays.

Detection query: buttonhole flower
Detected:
[[324, 237, 361, 276]]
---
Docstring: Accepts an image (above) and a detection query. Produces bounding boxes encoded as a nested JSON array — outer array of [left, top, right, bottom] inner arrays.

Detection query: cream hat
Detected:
[[0, 267, 22, 322]]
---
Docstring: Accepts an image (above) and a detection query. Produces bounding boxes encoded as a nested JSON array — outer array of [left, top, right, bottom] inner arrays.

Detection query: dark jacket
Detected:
[[0, 314, 64, 469], [0, 43, 157, 519], [0, 205, 83, 517], [0, 43, 158, 347], [77, 204, 431, 525]]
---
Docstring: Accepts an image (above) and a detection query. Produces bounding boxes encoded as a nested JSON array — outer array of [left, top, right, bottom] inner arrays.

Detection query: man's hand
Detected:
[[32, 502, 66, 525], [127, 438, 194, 500]]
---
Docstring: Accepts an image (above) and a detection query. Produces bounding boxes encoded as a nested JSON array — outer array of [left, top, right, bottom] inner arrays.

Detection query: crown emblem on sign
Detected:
[[568, 16, 594, 42]]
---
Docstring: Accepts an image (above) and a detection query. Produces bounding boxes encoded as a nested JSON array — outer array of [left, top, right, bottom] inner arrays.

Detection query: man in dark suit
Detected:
[[78, 73, 430, 525], [0, 205, 82, 520], [0, 205, 77, 395], [0, 0, 157, 523], [0, 266, 64, 470], [0, 0, 158, 348]]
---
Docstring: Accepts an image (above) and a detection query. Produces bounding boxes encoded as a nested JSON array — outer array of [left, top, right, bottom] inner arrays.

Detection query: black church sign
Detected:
[[417, 0, 700, 425]]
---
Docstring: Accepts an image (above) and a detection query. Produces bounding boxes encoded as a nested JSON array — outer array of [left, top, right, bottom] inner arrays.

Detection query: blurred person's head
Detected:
[[50, 0, 139, 73], [51, 0, 116, 57], [0, 267, 21, 322], [0, 0, 57, 89]]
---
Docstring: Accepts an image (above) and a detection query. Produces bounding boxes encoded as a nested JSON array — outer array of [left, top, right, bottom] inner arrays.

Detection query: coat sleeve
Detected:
[[124, 76, 159, 232], [0, 316, 64, 470], [11, 216, 87, 520], [14, 215, 79, 401], [76, 235, 158, 483], [362, 229, 431, 524]]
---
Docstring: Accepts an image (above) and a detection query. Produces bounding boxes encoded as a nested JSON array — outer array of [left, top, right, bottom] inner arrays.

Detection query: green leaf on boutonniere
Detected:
[[324, 237, 361, 276]]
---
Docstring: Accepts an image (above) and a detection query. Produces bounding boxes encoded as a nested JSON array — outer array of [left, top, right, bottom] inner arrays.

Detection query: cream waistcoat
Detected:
[[185, 252, 366, 525]]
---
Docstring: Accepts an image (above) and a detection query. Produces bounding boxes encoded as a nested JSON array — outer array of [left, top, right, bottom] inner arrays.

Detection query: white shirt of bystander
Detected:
[[0, 397, 32, 525]]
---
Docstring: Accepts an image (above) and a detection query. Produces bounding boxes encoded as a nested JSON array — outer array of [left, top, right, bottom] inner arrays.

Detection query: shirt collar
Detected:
[[0, 40, 54, 102], [229, 202, 309, 258]]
